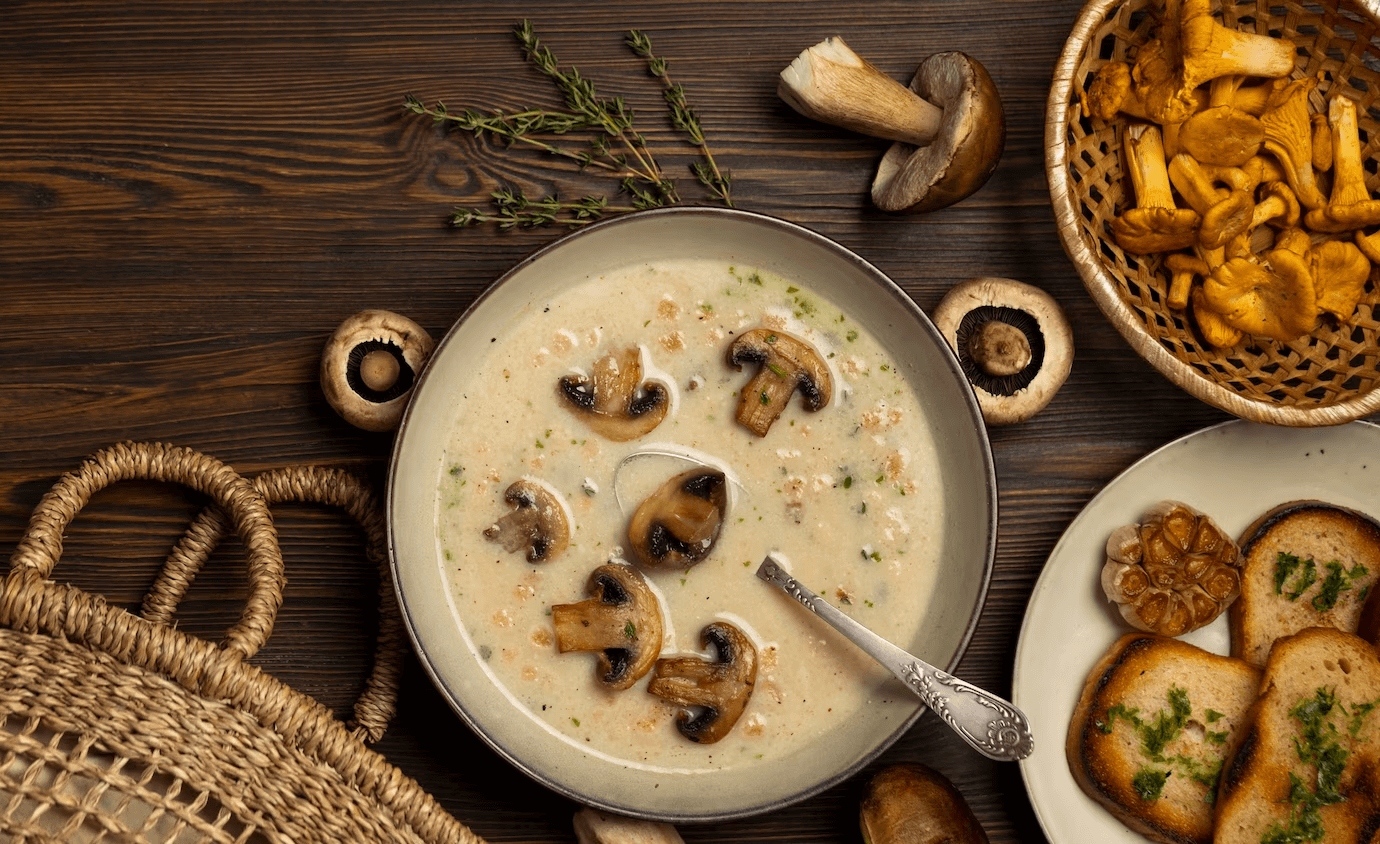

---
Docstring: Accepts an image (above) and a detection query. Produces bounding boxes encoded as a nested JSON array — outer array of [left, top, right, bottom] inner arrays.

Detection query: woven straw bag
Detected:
[[0, 441, 485, 844], [1047, 0, 1380, 426]]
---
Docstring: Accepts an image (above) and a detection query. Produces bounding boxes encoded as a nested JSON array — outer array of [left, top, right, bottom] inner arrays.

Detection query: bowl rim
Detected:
[[384, 205, 999, 822], [1045, 0, 1380, 427]]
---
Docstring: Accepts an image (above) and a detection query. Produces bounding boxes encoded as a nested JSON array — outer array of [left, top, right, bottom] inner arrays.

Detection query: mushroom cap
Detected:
[[1202, 253, 1318, 342], [647, 621, 757, 744], [859, 764, 989, 844], [627, 468, 728, 570], [871, 51, 1005, 214], [931, 277, 1074, 425], [1111, 207, 1202, 254], [1178, 105, 1265, 167], [551, 563, 665, 691], [320, 309, 434, 432], [482, 478, 573, 563], [1311, 239, 1371, 320]]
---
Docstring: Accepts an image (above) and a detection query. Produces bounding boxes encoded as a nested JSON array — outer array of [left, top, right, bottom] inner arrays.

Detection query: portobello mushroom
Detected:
[[647, 621, 757, 744], [726, 328, 832, 436], [482, 478, 572, 563], [559, 346, 670, 441], [627, 468, 728, 570], [551, 564, 664, 690]]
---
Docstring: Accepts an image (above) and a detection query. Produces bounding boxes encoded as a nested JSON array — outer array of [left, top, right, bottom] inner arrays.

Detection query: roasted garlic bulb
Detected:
[[1100, 500, 1242, 637]]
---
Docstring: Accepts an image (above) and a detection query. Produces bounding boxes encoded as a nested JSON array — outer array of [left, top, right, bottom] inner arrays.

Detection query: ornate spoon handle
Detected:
[[756, 556, 1033, 762]]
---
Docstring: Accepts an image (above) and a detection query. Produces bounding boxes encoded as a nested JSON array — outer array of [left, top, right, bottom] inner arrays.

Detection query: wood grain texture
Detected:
[[2, 1, 1369, 842]]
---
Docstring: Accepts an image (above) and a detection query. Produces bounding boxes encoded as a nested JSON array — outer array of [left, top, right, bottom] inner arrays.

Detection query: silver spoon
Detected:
[[755, 555, 1033, 761]]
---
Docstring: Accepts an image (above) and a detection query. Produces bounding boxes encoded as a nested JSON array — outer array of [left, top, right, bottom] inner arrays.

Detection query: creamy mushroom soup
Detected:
[[436, 258, 946, 771]]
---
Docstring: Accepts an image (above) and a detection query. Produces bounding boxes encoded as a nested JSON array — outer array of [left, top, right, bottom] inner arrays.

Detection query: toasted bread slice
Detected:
[[1067, 633, 1261, 844], [1215, 628, 1380, 844], [1229, 500, 1380, 668]]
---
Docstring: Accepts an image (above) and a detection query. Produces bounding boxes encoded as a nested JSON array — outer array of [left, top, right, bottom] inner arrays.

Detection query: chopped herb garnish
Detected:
[[623, 621, 637, 640], [1131, 768, 1170, 801]]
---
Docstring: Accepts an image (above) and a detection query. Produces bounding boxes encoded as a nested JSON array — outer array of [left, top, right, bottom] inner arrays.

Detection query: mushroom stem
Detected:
[[779, 37, 943, 146], [965, 320, 1031, 377], [359, 348, 401, 392]]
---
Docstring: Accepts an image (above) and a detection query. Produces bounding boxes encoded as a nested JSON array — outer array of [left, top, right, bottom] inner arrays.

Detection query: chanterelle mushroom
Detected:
[[560, 346, 670, 442], [320, 309, 434, 432], [726, 328, 832, 436], [1112, 123, 1201, 254], [551, 564, 664, 691], [627, 468, 728, 570], [647, 621, 757, 744], [482, 478, 572, 563], [1101, 500, 1242, 637], [778, 38, 1004, 214], [930, 277, 1074, 425]]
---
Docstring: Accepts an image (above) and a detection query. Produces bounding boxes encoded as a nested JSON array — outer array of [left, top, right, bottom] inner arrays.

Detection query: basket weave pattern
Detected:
[[1047, 0, 1380, 425], [0, 442, 484, 844]]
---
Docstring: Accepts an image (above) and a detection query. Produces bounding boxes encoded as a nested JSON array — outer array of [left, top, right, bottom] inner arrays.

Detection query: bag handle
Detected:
[[6, 440, 284, 659], [141, 464, 405, 743]]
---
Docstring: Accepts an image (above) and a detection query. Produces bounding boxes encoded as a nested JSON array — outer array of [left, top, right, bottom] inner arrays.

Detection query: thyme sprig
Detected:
[[405, 20, 731, 229], [626, 29, 732, 206]]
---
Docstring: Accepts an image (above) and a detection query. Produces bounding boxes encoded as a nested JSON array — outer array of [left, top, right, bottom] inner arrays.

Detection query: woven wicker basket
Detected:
[[0, 441, 485, 844], [1047, 0, 1380, 426]]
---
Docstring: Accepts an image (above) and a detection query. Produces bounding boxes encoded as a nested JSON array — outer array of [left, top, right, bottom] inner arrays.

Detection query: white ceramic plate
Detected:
[[388, 208, 997, 822], [1014, 418, 1380, 843]]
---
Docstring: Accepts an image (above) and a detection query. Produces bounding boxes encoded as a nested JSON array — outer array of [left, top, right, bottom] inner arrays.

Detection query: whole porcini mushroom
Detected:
[[321, 309, 434, 432], [551, 564, 664, 691], [560, 346, 671, 442], [726, 328, 832, 436], [930, 277, 1074, 425], [627, 468, 728, 570], [647, 621, 757, 744], [483, 478, 572, 563], [858, 763, 989, 844], [778, 38, 1005, 214]]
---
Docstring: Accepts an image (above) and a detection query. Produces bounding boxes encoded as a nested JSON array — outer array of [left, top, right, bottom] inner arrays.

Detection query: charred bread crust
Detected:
[[1229, 500, 1380, 668], [1214, 628, 1380, 844], [1067, 633, 1260, 844]]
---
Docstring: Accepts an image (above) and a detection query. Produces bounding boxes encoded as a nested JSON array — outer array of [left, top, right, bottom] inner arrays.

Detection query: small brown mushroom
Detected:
[[726, 328, 832, 436], [320, 309, 434, 432], [482, 478, 571, 563], [859, 763, 990, 844], [777, 38, 1004, 214], [930, 277, 1074, 425], [627, 468, 728, 570], [647, 621, 757, 744], [551, 564, 664, 691], [559, 347, 670, 442]]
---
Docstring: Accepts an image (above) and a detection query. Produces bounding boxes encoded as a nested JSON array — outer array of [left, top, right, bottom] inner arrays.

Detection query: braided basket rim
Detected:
[[1047, 0, 1380, 426]]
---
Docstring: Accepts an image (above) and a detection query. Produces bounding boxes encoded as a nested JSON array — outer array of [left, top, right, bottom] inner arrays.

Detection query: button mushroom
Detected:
[[777, 38, 1004, 214], [858, 763, 990, 844], [627, 468, 728, 570], [646, 621, 756, 744], [930, 277, 1074, 425], [572, 808, 685, 844], [726, 328, 832, 436], [559, 346, 670, 442], [1100, 500, 1242, 637], [551, 563, 664, 691], [320, 309, 434, 432], [482, 478, 572, 563]]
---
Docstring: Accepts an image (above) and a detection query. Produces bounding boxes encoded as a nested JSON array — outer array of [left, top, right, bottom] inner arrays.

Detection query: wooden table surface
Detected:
[[4, 1, 1373, 841]]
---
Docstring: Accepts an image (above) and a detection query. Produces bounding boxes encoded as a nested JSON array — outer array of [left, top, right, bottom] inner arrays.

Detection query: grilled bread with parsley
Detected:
[[1214, 627, 1380, 844], [1228, 501, 1380, 668], [1067, 633, 1261, 844]]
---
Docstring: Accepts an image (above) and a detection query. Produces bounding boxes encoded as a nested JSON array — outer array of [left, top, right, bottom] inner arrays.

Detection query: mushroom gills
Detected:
[[482, 479, 572, 563], [627, 468, 728, 569], [647, 621, 757, 744], [551, 564, 664, 690], [346, 340, 415, 402], [954, 306, 1045, 396]]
